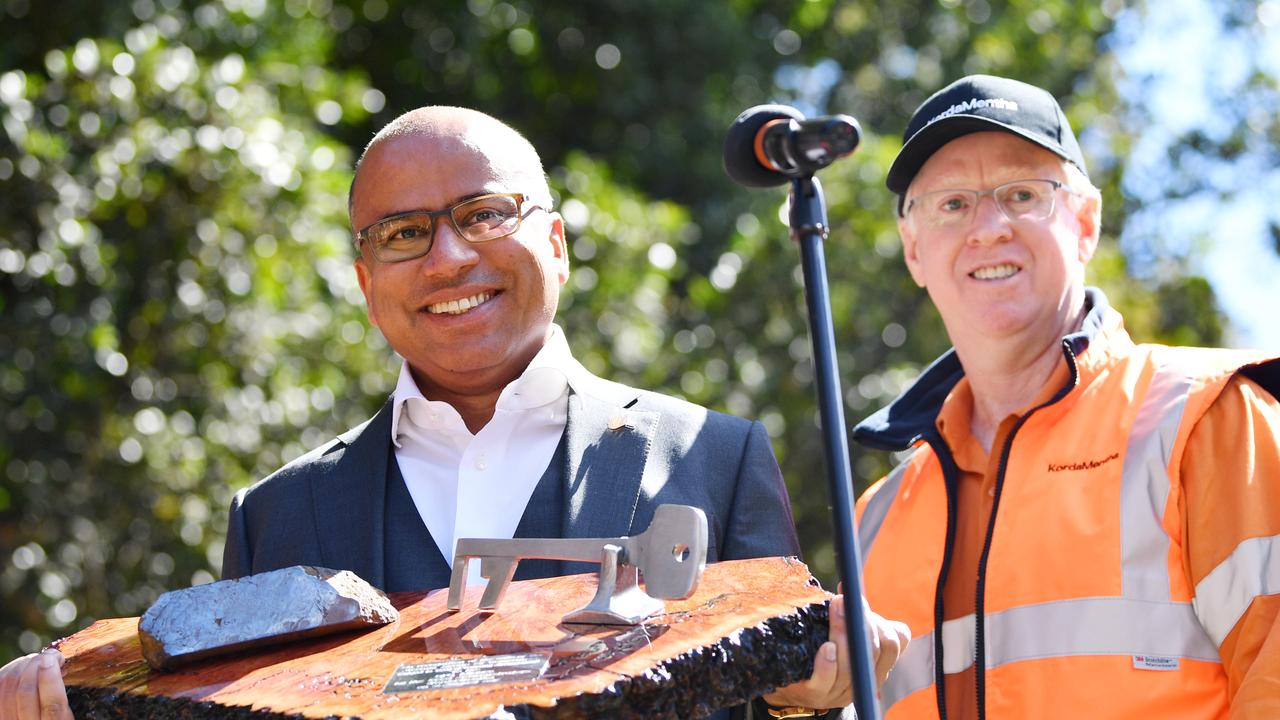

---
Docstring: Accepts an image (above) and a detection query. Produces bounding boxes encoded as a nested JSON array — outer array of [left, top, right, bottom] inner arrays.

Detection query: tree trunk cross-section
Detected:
[[58, 556, 832, 719]]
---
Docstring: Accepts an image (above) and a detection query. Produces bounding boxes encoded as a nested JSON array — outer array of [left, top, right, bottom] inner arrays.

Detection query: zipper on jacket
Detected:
[[972, 345, 1079, 720], [928, 439, 963, 720]]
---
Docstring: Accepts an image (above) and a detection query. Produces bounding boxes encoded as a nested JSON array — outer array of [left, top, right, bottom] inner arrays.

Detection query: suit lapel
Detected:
[[562, 385, 660, 541], [310, 397, 393, 589], [306, 361, 663, 587]]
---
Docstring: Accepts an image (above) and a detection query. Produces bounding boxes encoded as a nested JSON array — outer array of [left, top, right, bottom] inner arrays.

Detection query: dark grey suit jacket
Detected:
[[222, 363, 801, 586]]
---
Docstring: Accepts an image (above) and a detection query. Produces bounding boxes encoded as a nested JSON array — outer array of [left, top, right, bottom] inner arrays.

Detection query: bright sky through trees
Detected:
[[1111, 0, 1280, 350]]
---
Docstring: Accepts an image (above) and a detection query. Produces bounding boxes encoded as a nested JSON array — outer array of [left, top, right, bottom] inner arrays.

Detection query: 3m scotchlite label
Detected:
[[1132, 654, 1179, 670], [881, 596, 1219, 710], [858, 460, 910, 556], [1118, 365, 1193, 600], [1193, 533, 1280, 646]]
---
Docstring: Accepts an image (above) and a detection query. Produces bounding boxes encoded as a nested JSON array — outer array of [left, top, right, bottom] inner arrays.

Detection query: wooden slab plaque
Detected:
[[59, 556, 831, 719]]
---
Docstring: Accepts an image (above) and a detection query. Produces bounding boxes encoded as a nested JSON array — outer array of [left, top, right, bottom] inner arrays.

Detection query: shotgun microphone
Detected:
[[723, 104, 861, 187]]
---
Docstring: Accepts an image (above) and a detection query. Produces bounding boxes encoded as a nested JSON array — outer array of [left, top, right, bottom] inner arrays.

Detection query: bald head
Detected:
[[349, 106, 553, 224]]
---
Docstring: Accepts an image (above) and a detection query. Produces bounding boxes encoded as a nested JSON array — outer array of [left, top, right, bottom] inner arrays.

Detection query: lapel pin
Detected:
[[607, 413, 628, 431]]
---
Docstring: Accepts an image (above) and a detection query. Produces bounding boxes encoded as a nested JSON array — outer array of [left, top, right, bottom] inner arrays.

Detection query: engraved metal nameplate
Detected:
[[383, 653, 550, 693]]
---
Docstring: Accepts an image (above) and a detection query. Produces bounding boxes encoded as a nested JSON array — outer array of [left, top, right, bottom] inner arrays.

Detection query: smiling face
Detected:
[[351, 112, 569, 399], [898, 131, 1100, 356]]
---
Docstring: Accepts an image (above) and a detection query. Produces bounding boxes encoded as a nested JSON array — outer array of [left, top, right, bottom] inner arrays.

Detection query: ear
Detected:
[[1073, 189, 1102, 264], [898, 215, 928, 288], [354, 254, 380, 328], [546, 211, 570, 285]]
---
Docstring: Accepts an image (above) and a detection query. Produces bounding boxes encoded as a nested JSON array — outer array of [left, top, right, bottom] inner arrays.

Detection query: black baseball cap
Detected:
[[886, 74, 1088, 205]]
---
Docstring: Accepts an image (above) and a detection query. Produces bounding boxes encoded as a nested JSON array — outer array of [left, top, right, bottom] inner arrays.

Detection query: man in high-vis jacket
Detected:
[[852, 74, 1280, 719]]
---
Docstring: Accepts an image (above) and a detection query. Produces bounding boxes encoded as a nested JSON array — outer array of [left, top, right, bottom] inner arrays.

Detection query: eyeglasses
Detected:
[[905, 179, 1077, 228], [354, 192, 546, 263]]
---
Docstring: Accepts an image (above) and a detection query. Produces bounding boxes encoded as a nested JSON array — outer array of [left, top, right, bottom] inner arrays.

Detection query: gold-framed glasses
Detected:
[[905, 179, 1077, 228], [354, 192, 545, 263]]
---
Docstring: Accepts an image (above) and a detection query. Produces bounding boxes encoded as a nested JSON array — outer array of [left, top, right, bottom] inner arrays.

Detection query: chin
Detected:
[[961, 306, 1038, 342], [440, 348, 508, 375]]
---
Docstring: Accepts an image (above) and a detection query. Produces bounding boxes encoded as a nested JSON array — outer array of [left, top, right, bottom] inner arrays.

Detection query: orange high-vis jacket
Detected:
[[852, 289, 1280, 719]]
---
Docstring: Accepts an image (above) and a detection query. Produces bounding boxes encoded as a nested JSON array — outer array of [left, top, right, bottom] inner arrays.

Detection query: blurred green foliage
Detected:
[[0, 0, 1248, 660]]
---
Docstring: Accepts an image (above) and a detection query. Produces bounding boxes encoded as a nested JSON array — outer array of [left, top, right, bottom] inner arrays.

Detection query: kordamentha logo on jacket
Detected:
[[1047, 452, 1119, 473]]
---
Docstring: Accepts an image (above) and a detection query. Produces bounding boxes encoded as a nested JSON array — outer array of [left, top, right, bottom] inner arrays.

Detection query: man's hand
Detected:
[[0, 649, 72, 720], [761, 595, 910, 710]]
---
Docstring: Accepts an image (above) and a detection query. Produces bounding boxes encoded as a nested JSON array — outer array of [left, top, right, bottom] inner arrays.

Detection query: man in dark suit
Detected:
[[221, 106, 805, 589], [2, 106, 906, 718]]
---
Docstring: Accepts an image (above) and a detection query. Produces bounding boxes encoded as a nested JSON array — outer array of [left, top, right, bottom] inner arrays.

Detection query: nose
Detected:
[[418, 219, 480, 278], [965, 194, 1012, 246]]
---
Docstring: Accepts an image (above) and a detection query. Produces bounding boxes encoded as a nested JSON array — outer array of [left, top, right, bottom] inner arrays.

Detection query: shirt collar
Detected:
[[495, 324, 577, 411], [935, 358, 1072, 471], [390, 324, 579, 446]]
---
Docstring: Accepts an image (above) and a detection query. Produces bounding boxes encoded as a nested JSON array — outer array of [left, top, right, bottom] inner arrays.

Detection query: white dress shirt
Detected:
[[390, 325, 578, 579]]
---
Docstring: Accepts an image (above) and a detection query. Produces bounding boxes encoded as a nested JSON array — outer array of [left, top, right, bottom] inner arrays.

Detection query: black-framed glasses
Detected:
[[905, 179, 1078, 228], [354, 192, 546, 263]]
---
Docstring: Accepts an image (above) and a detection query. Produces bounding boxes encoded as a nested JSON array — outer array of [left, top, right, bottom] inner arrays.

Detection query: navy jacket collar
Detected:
[[852, 287, 1112, 452]]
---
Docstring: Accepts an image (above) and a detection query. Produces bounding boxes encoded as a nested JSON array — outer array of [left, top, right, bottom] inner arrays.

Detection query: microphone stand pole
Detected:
[[789, 174, 880, 720]]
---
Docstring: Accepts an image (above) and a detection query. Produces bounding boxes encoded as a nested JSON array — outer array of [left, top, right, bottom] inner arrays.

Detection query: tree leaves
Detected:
[[0, 0, 1242, 656]]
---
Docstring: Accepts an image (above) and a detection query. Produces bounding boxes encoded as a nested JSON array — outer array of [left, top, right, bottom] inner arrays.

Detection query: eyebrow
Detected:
[[910, 168, 1060, 196], [370, 189, 513, 224]]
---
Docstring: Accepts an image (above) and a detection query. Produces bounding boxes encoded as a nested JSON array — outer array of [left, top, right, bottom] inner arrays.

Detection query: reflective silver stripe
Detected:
[[884, 611, 975, 709], [1194, 533, 1280, 646], [984, 597, 1218, 663], [940, 613, 977, 673], [859, 459, 911, 556], [1119, 365, 1193, 600], [881, 626, 933, 710], [880, 596, 1219, 712]]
